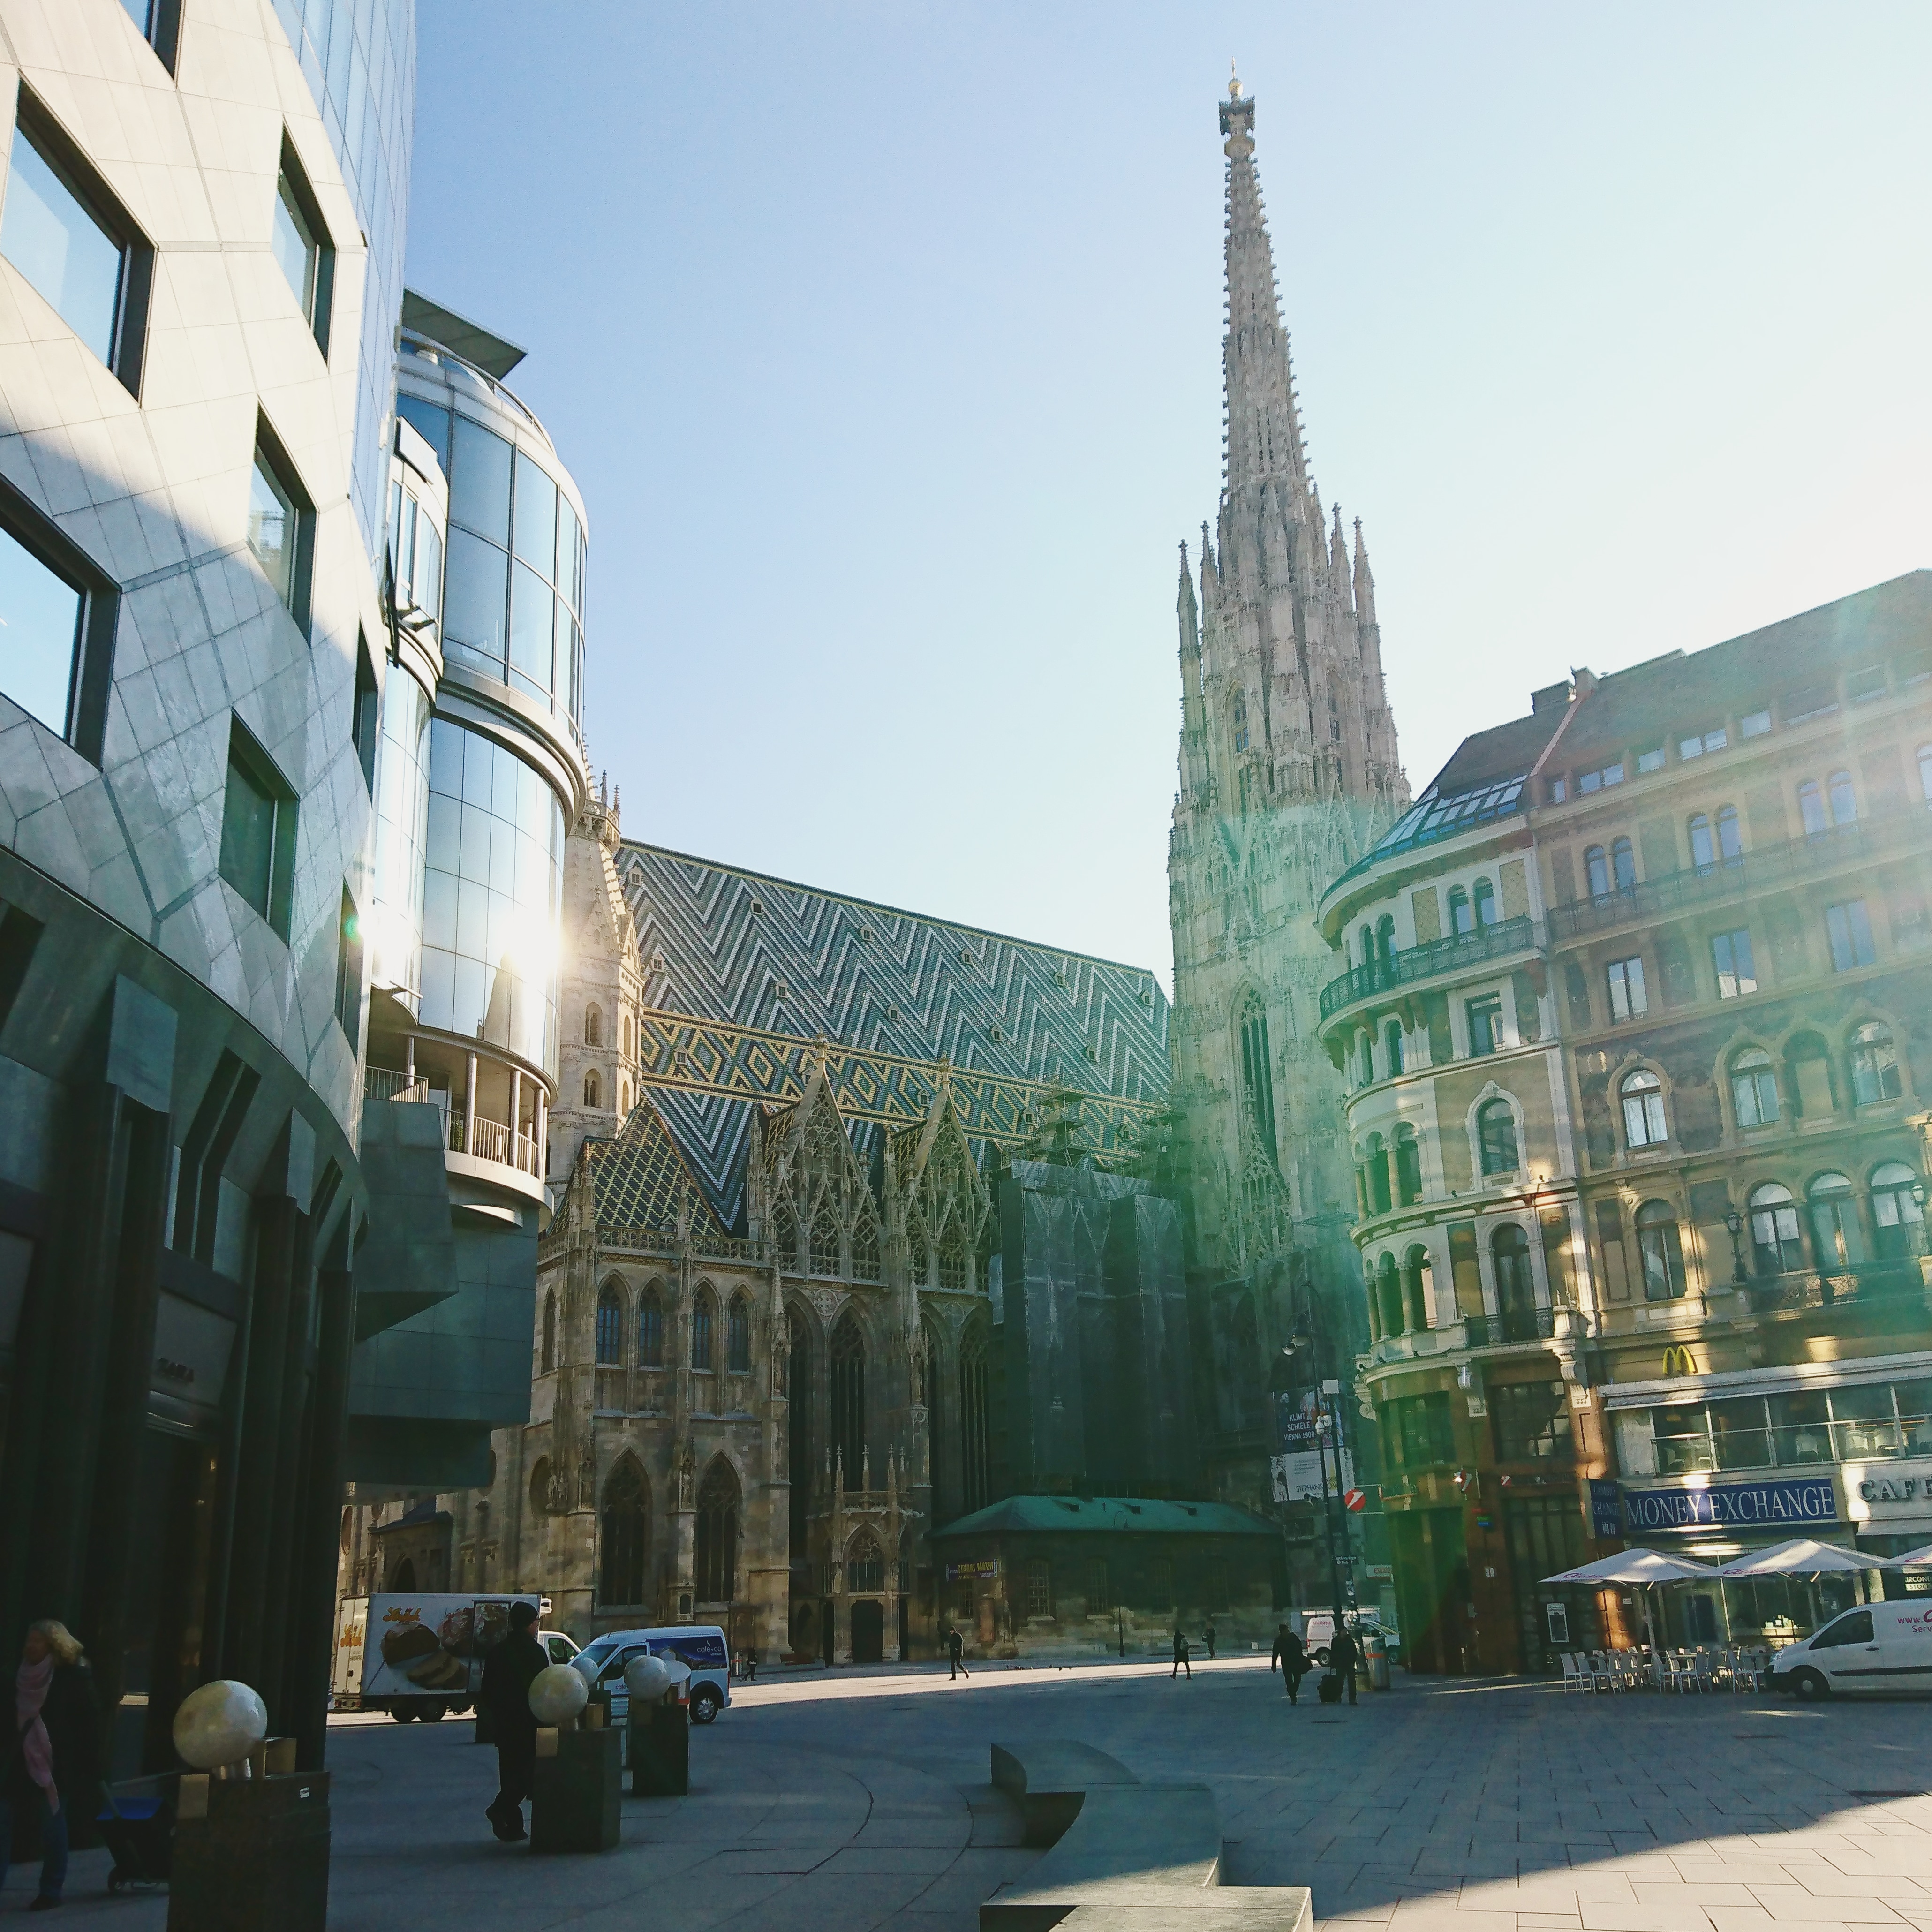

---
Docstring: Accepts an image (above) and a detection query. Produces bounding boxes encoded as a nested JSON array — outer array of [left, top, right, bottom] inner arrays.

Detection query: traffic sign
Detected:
[[1343, 1488, 1366, 1512]]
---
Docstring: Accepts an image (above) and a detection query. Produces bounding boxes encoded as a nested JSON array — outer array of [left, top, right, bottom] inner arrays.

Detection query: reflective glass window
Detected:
[[1829, 770, 1857, 826], [368, 672, 430, 1002], [0, 519, 83, 736], [1731, 1049, 1778, 1126], [1799, 779, 1826, 835], [1621, 1070, 1667, 1147], [1749, 1182, 1803, 1275], [1712, 928, 1756, 999], [272, 168, 317, 319], [397, 395, 452, 474], [443, 528, 507, 668], [1826, 899, 1875, 972], [418, 718, 566, 1073], [1, 118, 122, 366], [1872, 1163, 1926, 1261], [1612, 837, 1636, 891], [248, 450, 295, 607], [449, 415, 512, 543], [1850, 1022, 1902, 1105], [1717, 805, 1741, 860], [513, 451, 558, 576], [1689, 814, 1713, 869], [509, 560, 555, 697], [558, 497, 582, 611]]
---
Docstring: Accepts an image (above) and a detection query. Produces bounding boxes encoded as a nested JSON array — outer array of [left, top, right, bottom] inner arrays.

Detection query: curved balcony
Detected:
[[1319, 915, 1539, 1025]]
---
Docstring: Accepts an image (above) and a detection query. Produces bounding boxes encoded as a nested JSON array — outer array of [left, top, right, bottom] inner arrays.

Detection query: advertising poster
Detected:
[[360, 1594, 538, 1701], [1271, 1390, 1352, 1503]]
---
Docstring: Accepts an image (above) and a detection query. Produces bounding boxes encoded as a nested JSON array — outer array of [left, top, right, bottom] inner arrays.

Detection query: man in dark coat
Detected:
[[1270, 1623, 1308, 1704], [482, 1602, 547, 1840], [1329, 1618, 1360, 1707], [1170, 1627, 1191, 1679], [945, 1625, 969, 1681], [1204, 1617, 1217, 1660]]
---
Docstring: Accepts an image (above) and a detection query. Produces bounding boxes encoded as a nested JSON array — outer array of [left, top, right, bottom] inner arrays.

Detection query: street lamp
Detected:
[[1723, 1208, 1748, 1286], [1281, 1336, 1351, 1640]]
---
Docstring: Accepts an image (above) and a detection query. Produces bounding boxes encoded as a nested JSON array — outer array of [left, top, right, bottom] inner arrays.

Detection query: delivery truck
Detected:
[[332, 1593, 551, 1721]]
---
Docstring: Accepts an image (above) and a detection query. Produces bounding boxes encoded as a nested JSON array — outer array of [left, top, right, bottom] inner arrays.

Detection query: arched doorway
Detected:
[[850, 1599, 884, 1664], [390, 1556, 416, 1591]]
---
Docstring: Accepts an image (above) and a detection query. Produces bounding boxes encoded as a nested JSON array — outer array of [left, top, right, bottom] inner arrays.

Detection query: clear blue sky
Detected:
[[406, 2, 1930, 996]]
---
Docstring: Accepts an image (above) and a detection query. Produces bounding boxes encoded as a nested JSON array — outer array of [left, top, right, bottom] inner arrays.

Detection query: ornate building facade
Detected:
[[1165, 77, 1408, 1524]]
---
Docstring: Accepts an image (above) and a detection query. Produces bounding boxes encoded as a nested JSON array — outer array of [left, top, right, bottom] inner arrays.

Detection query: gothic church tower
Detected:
[[1168, 74, 1407, 1501]]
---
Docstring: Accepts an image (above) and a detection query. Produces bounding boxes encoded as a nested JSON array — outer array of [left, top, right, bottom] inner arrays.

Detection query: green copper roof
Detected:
[[931, 1496, 1278, 1539]]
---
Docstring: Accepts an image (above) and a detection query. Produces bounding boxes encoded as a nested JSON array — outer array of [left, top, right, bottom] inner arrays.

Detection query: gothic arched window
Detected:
[[851, 1208, 880, 1283], [1232, 692, 1249, 753], [1611, 837, 1636, 891], [959, 1321, 991, 1514], [1472, 877, 1496, 928], [772, 1200, 799, 1271], [1621, 1069, 1668, 1147], [1448, 886, 1473, 934], [584, 1004, 602, 1047], [598, 1456, 649, 1607], [583, 1069, 601, 1109], [726, 1292, 751, 1373], [694, 1458, 740, 1604], [938, 1222, 970, 1293], [691, 1286, 715, 1373], [638, 1281, 664, 1366], [528, 1456, 551, 1520], [540, 1291, 556, 1373], [846, 1531, 883, 1595], [1238, 993, 1276, 1151], [809, 1200, 840, 1276], [1749, 1182, 1804, 1276], [595, 1282, 622, 1364], [830, 1311, 866, 1484]]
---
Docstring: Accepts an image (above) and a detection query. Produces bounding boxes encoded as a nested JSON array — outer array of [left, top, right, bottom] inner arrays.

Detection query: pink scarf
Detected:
[[16, 1657, 55, 1811]]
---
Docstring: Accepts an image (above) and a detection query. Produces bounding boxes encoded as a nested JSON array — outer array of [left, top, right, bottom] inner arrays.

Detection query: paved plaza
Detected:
[[15, 1660, 1932, 1930]]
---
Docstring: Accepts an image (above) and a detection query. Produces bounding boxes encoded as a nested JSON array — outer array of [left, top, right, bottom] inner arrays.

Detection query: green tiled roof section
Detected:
[[930, 1495, 1279, 1539], [584, 1098, 730, 1239]]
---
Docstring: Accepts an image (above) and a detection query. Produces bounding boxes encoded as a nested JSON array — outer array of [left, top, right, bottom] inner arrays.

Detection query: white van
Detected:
[[573, 1624, 731, 1724], [1769, 1600, 1932, 1699]]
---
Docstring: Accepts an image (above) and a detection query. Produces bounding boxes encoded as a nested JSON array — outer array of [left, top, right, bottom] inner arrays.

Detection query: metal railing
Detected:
[[1549, 807, 1932, 944], [363, 1067, 431, 1105], [1463, 1304, 1557, 1347], [1747, 1260, 1924, 1315], [1319, 916, 1538, 1023], [447, 1109, 542, 1178]]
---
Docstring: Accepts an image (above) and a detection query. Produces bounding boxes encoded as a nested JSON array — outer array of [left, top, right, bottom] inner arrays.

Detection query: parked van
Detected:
[[332, 1593, 545, 1720], [573, 1625, 731, 1723], [1769, 1601, 1932, 1699]]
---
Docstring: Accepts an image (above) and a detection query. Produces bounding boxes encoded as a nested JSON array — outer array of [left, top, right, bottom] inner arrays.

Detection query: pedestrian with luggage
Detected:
[[0, 1619, 99, 1911], [1271, 1623, 1308, 1704], [1329, 1618, 1360, 1707], [946, 1624, 970, 1681], [482, 1601, 547, 1841], [1170, 1626, 1191, 1680]]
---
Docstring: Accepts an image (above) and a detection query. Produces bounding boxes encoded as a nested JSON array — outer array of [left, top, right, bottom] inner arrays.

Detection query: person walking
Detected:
[[481, 1601, 547, 1841], [1204, 1617, 1217, 1661], [1271, 1623, 1308, 1704], [1170, 1626, 1191, 1680], [0, 1619, 99, 1911], [945, 1624, 969, 1681], [1329, 1617, 1360, 1707]]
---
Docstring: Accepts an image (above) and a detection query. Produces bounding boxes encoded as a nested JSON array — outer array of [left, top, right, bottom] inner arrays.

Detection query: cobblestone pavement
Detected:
[[15, 1659, 1932, 1930]]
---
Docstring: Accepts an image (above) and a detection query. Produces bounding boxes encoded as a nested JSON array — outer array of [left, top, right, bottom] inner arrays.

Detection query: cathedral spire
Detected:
[[1219, 78, 1311, 511], [1353, 515, 1377, 628], [1331, 501, 1352, 612]]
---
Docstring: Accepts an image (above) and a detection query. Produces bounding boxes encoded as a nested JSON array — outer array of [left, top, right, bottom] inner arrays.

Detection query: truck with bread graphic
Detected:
[[331, 1594, 557, 1721]]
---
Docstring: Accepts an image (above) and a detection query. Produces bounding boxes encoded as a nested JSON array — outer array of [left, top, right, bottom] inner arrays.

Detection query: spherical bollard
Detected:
[[173, 1679, 269, 1770], [528, 1662, 589, 1727], [622, 1653, 670, 1703]]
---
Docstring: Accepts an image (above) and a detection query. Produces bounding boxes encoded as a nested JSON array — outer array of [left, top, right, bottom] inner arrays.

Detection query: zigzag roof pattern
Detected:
[[615, 840, 1172, 1226], [581, 1097, 729, 1239]]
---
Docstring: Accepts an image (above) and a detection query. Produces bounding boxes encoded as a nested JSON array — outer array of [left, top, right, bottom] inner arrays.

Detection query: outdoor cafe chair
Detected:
[[1559, 1653, 1587, 1691]]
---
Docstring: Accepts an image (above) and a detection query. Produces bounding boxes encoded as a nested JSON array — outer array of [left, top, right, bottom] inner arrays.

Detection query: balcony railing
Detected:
[[1319, 914, 1538, 1023], [448, 1109, 543, 1178], [1747, 1260, 1925, 1315], [1463, 1304, 1557, 1347], [1548, 806, 1932, 944], [363, 1067, 431, 1105]]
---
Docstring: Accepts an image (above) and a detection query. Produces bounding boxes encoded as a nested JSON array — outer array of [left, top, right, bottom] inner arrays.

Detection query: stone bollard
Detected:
[[528, 1665, 620, 1853], [168, 1684, 329, 1932]]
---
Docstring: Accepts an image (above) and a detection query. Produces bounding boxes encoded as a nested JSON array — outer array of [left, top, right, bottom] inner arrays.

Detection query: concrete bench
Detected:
[[980, 1742, 1311, 1932]]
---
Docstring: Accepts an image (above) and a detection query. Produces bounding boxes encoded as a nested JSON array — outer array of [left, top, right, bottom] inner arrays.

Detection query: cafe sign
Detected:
[[1623, 1477, 1837, 1532], [1845, 1459, 1932, 1520]]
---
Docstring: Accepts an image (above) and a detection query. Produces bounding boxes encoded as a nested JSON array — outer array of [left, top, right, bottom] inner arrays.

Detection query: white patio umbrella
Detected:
[[1889, 1542, 1932, 1570], [1716, 1538, 1896, 1577], [1542, 1549, 1720, 1680]]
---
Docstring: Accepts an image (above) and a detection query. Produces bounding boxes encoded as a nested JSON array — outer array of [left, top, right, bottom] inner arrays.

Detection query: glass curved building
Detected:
[[348, 309, 590, 1494]]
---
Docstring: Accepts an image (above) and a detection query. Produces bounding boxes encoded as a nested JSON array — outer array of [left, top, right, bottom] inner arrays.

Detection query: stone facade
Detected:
[[1321, 572, 1932, 1674], [1164, 79, 1408, 1536]]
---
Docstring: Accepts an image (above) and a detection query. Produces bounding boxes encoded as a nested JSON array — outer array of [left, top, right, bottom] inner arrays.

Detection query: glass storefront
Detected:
[[419, 717, 565, 1076], [368, 670, 431, 1005], [396, 383, 585, 731]]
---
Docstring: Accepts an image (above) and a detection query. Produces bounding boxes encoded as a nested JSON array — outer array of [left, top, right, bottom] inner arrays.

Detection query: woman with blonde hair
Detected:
[[1, 1620, 100, 1909]]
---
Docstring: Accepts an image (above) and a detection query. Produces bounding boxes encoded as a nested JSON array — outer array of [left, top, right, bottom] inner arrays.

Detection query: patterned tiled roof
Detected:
[[616, 841, 1172, 1227], [581, 1098, 729, 1240]]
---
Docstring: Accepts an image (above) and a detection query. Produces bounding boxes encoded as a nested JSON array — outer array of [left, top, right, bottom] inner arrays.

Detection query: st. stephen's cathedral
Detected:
[[343, 75, 1408, 1664]]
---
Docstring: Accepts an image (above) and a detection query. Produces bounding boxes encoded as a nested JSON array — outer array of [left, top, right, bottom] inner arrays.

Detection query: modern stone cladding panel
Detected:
[[267, 0, 414, 563], [0, 0, 396, 1134]]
